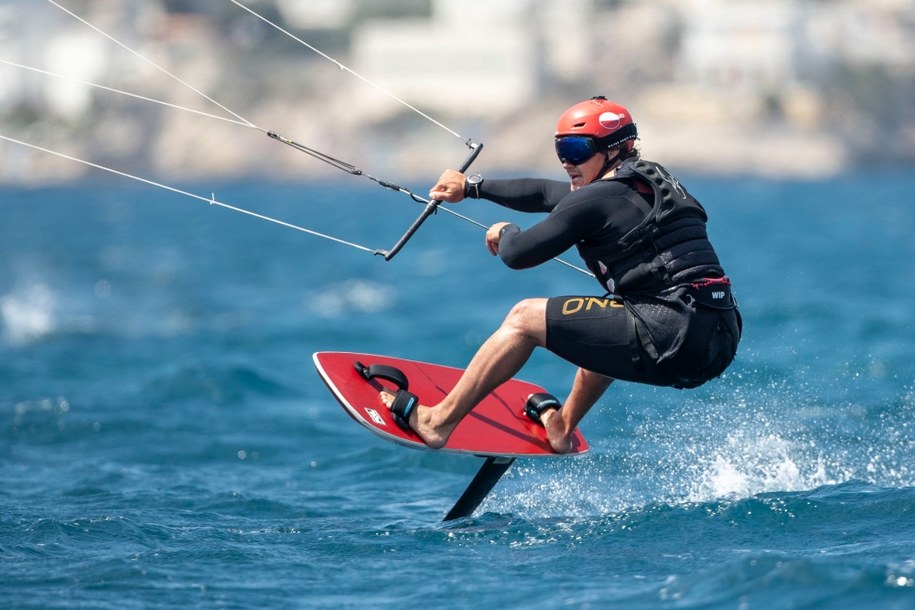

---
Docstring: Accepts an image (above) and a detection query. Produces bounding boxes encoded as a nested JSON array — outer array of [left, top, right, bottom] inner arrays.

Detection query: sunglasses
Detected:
[[555, 136, 599, 165]]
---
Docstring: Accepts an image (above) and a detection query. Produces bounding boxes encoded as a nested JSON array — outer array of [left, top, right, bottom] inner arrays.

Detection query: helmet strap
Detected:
[[598, 149, 622, 178]]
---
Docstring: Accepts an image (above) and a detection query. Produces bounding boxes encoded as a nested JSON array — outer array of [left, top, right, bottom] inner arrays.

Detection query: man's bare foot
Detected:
[[526, 393, 573, 454], [538, 407, 573, 454], [379, 390, 449, 449]]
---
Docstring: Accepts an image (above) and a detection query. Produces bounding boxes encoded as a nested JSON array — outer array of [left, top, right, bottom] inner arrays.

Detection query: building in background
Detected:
[[1, 0, 913, 183]]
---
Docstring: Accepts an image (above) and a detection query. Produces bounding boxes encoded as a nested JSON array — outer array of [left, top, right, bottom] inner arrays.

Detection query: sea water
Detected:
[[1, 173, 914, 609]]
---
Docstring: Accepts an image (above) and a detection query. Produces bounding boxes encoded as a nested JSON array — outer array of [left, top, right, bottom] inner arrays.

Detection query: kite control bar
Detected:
[[266, 128, 484, 261], [377, 141, 484, 261]]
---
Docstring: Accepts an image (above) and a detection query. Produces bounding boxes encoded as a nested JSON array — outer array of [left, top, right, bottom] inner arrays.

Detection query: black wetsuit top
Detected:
[[484, 177, 656, 275], [474, 163, 741, 388]]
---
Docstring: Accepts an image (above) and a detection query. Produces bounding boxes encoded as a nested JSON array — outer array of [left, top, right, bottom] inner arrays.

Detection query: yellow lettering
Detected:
[[561, 298, 584, 315], [562, 296, 624, 315], [586, 297, 608, 310]]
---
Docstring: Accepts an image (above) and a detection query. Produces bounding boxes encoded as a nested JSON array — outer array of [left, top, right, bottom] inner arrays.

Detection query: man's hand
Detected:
[[429, 169, 466, 203], [486, 222, 511, 256]]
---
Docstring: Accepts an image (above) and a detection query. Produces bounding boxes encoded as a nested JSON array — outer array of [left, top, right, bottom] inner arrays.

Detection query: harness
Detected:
[[586, 160, 740, 387], [686, 276, 737, 311], [581, 159, 723, 295]]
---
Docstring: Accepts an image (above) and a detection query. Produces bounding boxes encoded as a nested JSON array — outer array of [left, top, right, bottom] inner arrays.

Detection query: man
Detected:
[[380, 96, 741, 453]]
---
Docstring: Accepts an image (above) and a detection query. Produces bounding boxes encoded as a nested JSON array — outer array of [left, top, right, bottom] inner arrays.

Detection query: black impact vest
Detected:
[[577, 159, 724, 296]]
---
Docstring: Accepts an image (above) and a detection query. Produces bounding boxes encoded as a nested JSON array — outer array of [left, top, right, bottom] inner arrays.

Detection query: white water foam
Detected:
[[1, 282, 58, 346], [487, 378, 915, 520], [308, 279, 395, 319], [681, 430, 840, 503]]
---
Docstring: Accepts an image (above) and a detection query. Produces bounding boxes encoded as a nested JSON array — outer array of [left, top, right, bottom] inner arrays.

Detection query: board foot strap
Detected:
[[354, 361, 409, 390]]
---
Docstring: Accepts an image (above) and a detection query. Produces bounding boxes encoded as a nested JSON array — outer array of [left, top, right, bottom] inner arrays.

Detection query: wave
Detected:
[[435, 481, 915, 608], [468, 380, 915, 523], [141, 362, 299, 406]]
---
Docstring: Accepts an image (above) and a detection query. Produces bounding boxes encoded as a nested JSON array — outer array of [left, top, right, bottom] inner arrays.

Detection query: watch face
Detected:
[[468, 174, 482, 185]]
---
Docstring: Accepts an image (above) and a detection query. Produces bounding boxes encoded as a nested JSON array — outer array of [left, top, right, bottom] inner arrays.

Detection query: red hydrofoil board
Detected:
[[313, 351, 589, 457]]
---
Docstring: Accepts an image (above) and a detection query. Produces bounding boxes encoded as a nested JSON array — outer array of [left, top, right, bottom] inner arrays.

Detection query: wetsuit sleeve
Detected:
[[496, 191, 606, 269], [478, 178, 570, 213]]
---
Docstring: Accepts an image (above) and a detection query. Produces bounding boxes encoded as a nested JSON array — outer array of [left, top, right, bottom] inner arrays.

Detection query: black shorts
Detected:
[[545, 294, 740, 388]]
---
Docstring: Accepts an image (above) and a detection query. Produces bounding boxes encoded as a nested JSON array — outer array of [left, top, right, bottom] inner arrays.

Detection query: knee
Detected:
[[501, 298, 547, 342], [504, 298, 543, 326]]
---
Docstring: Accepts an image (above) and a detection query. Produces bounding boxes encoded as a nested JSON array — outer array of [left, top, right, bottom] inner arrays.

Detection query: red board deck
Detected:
[[313, 351, 589, 458]]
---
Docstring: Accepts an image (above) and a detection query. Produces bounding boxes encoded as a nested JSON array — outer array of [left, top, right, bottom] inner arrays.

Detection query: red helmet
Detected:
[[555, 96, 638, 150]]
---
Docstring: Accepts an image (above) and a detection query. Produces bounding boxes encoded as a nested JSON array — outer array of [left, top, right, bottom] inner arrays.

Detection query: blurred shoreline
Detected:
[[1, 0, 913, 185]]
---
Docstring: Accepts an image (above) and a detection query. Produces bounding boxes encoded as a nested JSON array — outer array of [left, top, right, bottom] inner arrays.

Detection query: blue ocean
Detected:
[[2, 171, 914, 609]]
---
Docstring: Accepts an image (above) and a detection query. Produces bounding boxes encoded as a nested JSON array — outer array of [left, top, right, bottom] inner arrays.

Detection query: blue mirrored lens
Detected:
[[555, 136, 597, 165]]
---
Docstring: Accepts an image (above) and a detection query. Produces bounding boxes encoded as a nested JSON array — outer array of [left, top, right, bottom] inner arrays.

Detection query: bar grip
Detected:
[[380, 141, 484, 261]]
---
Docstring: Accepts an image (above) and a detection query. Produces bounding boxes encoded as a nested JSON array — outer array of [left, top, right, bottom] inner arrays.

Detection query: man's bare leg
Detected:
[[380, 298, 547, 448], [539, 368, 614, 453]]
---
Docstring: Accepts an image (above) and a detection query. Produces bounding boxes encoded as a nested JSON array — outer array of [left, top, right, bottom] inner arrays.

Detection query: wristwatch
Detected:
[[465, 173, 483, 199]]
